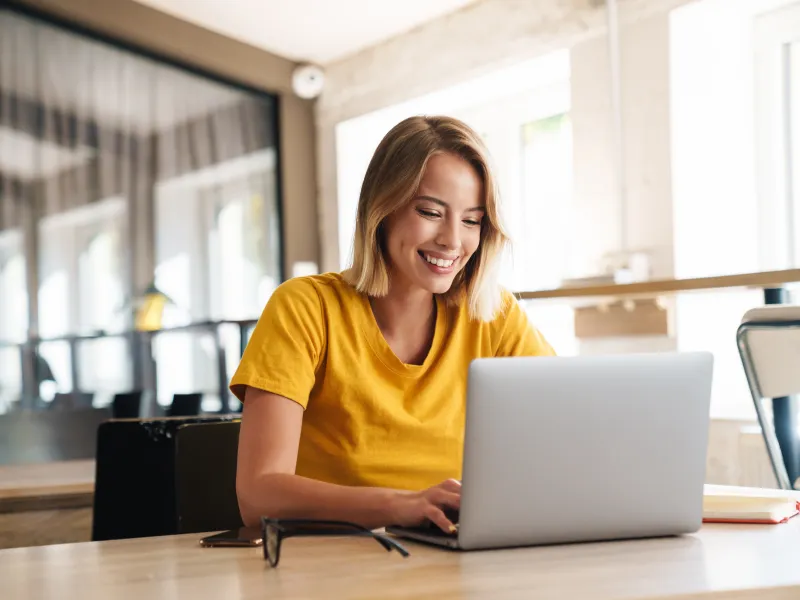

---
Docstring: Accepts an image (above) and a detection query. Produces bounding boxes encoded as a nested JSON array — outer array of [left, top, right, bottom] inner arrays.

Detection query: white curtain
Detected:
[[0, 8, 280, 412]]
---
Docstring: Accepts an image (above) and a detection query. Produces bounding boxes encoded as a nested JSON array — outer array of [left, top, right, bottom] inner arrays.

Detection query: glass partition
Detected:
[[0, 6, 280, 420]]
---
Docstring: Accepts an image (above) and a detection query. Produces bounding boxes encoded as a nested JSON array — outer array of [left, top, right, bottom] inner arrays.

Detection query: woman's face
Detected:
[[383, 152, 485, 296]]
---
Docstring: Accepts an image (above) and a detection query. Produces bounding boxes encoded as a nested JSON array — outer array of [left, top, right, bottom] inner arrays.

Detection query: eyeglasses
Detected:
[[260, 517, 410, 567]]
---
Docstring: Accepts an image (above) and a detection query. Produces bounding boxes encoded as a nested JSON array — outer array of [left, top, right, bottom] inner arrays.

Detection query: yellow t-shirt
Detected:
[[230, 272, 554, 491]]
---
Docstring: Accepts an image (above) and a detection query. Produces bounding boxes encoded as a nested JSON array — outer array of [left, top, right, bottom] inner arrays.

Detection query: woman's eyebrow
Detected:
[[414, 195, 485, 213]]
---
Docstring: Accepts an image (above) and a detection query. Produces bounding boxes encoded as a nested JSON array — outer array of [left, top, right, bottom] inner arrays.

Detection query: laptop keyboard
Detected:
[[402, 521, 458, 537]]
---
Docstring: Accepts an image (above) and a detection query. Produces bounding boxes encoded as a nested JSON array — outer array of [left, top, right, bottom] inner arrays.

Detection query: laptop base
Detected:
[[385, 525, 461, 549]]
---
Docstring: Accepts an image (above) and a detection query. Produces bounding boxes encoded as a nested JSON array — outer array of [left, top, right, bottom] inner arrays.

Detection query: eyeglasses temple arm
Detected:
[[372, 532, 409, 557]]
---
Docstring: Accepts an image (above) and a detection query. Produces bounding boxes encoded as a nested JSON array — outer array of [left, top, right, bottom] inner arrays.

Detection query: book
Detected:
[[703, 484, 800, 524]]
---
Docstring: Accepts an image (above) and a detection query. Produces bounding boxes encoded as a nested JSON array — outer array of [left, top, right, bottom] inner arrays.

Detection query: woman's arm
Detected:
[[236, 387, 461, 531]]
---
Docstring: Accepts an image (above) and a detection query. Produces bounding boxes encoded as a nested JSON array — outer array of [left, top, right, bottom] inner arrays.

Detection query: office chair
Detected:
[[737, 305, 800, 490], [174, 420, 242, 534], [167, 393, 202, 417], [111, 391, 143, 419]]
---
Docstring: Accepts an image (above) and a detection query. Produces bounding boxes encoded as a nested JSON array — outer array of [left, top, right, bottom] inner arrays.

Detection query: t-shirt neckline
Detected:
[[358, 292, 446, 378]]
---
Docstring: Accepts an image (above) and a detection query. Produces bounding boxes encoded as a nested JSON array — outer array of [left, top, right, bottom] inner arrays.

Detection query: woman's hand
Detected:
[[387, 479, 461, 533]]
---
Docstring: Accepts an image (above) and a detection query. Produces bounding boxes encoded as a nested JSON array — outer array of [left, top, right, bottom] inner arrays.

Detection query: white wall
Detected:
[[571, 12, 675, 281], [568, 11, 682, 358]]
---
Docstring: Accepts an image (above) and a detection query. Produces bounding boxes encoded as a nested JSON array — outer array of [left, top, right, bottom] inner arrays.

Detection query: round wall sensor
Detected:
[[292, 64, 325, 99]]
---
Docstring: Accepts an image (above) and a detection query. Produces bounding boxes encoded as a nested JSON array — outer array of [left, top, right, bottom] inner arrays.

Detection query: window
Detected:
[[0, 230, 26, 410], [670, 0, 800, 419], [516, 114, 573, 292], [38, 197, 126, 338], [155, 149, 280, 324], [78, 229, 125, 335], [154, 149, 280, 411], [36, 198, 127, 404], [753, 0, 800, 268], [0, 230, 27, 343], [1, 7, 281, 415], [207, 164, 281, 321]]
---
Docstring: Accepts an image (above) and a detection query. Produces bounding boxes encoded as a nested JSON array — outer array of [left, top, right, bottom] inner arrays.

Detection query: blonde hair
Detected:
[[343, 115, 510, 322]]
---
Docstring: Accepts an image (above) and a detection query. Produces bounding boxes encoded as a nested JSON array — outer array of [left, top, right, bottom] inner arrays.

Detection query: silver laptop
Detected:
[[387, 352, 714, 550]]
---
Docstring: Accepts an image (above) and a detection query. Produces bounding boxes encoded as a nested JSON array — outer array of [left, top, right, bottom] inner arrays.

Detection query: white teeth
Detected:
[[423, 253, 455, 268]]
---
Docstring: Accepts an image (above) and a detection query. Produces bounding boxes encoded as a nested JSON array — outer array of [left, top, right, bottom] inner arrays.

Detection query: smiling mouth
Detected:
[[418, 251, 458, 269]]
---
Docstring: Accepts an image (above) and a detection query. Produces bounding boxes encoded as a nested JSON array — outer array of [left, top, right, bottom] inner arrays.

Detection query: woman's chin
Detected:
[[417, 274, 456, 295], [393, 262, 459, 295]]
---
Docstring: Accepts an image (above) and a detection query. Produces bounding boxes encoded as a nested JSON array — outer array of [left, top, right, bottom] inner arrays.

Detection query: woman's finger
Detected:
[[424, 504, 456, 534], [430, 489, 461, 510], [439, 478, 462, 493]]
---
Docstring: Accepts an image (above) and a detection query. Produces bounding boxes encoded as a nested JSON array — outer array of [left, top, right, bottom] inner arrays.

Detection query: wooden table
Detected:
[[0, 460, 95, 549], [3, 519, 800, 600]]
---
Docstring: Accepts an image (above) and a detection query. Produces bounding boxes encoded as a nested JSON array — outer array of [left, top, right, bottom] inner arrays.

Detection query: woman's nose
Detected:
[[435, 218, 460, 250]]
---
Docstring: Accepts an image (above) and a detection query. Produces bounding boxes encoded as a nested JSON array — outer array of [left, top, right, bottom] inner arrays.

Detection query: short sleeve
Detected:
[[229, 277, 326, 408], [493, 291, 556, 358]]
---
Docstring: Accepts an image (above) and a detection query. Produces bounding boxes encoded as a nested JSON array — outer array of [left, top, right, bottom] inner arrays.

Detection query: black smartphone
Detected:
[[199, 527, 262, 548]]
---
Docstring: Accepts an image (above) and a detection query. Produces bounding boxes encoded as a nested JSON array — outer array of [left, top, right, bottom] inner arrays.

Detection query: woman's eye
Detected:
[[417, 209, 440, 218], [463, 219, 481, 227]]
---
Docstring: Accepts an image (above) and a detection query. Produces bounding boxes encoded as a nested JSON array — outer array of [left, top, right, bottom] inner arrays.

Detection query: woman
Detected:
[[231, 115, 554, 533]]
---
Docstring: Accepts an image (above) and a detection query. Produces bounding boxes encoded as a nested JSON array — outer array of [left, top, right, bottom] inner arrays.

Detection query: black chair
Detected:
[[91, 416, 239, 541], [174, 420, 242, 534], [167, 393, 202, 417], [111, 391, 143, 419]]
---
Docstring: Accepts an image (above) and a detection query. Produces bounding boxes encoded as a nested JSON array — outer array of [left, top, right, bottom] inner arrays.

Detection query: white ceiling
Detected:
[[133, 0, 480, 64]]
